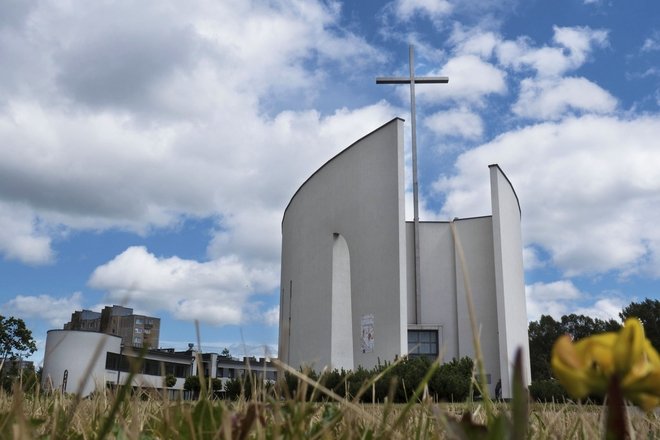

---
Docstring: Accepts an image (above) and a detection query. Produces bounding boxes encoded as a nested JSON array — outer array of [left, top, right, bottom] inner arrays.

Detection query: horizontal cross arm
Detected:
[[376, 76, 449, 84]]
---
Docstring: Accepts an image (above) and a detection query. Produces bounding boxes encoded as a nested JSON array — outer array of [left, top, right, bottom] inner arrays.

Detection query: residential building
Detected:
[[63, 305, 160, 348]]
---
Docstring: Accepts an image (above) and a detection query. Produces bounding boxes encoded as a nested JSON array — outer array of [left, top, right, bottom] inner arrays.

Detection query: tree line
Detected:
[[528, 298, 659, 382], [527, 298, 659, 401]]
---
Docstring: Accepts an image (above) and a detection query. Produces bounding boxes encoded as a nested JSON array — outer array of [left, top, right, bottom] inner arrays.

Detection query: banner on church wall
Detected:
[[360, 314, 374, 353]]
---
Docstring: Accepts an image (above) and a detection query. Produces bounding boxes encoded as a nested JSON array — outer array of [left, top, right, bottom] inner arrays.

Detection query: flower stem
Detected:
[[605, 375, 628, 440]]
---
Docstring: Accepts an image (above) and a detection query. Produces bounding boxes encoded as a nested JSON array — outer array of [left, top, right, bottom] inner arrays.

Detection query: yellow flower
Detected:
[[551, 318, 660, 411]]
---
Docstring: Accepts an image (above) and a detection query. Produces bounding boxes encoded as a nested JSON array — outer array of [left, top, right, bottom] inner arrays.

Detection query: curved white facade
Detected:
[[42, 329, 121, 396], [280, 118, 407, 370], [279, 119, 530, 398]]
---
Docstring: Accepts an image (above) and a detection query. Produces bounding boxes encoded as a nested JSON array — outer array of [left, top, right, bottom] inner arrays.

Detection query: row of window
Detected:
[[105, 353, 189, 378], [202, 365, 277, 381]]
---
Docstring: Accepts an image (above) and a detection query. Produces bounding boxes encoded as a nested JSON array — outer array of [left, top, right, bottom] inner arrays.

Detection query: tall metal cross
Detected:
[[376, 45, 448, 324]]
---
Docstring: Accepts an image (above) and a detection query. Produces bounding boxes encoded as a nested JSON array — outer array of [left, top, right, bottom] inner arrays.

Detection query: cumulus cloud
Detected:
[[574, 297, 624, 322], [497, 25, 608, 77], [0, 202, 53, 265], [0, 0, 394, 270], [525, 280, 581, 321], [88, 246, 279, 326], [512, 76, 617, 119], [3, 292, 83, 326], [451, 29, 500, 58], [424, 108, 484, 139], [262, 306, 281, 327], [436, 114, 660, 277], [523, 247, 544, 270], [392, 0, 453, 21], [525, 280, 623, 322], [409, 55, 507, 105]]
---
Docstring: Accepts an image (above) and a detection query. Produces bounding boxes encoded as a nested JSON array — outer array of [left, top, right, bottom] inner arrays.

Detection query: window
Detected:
[[408, 330, 438, 358], [136, 318, 143, 325], [134, 336, 142, 344], [135, 328, 143, 333]]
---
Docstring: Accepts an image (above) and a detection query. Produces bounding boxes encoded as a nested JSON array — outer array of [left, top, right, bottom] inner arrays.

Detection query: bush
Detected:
[[163, 374, 177, 388], [430, 357, 473, 402], [274, 356, 475, 403], [529, 379, 568, 402], [183, 376, 200, 393], [224, 377, 242, 399]]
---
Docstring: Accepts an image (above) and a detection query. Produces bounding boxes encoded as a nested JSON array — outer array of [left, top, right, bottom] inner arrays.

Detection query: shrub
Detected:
[[163, 374, 177, 388], [529, 379, 568, 402], [430, 357, 473, 402]]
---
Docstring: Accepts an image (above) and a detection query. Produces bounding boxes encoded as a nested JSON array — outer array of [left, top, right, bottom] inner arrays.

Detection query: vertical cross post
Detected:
[[376, 45, 448, 324]]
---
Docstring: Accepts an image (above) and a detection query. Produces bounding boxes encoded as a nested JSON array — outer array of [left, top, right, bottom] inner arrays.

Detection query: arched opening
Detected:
[[331, 233, 354, 370]]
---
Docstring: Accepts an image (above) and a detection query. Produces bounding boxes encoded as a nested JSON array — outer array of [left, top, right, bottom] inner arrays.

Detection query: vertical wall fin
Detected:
[[490, 164, 531, 399]]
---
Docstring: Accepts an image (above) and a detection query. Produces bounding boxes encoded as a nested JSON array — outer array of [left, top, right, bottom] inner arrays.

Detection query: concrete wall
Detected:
[[452, 217, 501, 394], [42, 329, 121, 396], [407, 217, 501, 395], [280, 118, 408, 370], [490, 164, 531, 396]]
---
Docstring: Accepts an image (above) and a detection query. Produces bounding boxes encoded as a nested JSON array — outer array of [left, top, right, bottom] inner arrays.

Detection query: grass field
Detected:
[[1, 378, 659, 439]]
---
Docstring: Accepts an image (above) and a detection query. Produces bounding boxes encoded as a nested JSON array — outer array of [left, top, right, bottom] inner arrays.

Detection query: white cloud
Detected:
[[0, 202, 53, 265], [525, 280, 582, 321], [496, 26, 608, 77], [436, 114, 660, 277], [409, 55, 507, 105], [452, 30, 500, 58], [574, 298, 624, 322], [512, 76, 617, 119], [424, 108, 484, 139], [641, 31, 660, 52], [0, 0, 395, 273], [525, 281, 624, 322], [263, 306, 281, 327], [523, 247, 544, 270], [2, 292, 83, 326], [527, 280, 581, 301], [88, 246, 279, 326], [393, 0, 453, 21]]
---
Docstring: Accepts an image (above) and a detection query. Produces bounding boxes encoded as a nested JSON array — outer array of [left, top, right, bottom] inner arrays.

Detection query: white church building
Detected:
[[278, 118, 531, 398]]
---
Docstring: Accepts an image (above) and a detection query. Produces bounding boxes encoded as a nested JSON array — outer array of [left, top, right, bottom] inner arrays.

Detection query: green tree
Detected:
[[528, 314, 622, 381], [560, 313, 620, 341], [183, 375, 200, 392], [620, 298, 660, 350], [528, 315, 564, 381], [220, 347, 231, 358], [0, 316, 37, 369]]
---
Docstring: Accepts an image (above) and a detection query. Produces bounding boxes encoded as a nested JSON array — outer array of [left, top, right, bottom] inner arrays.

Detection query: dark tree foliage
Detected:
[[528, 314, 621, 381], [560, 314, 620, 341], [1, 362, 39, 394], [528, 315, 564, 381], [0, 316, 37, 364], [620, 299, 660, 351], [183, 375, 200, 392]]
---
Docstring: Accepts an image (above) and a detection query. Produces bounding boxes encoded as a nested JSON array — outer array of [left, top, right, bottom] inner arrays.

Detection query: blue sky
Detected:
[[1, 0, 659, 364]]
